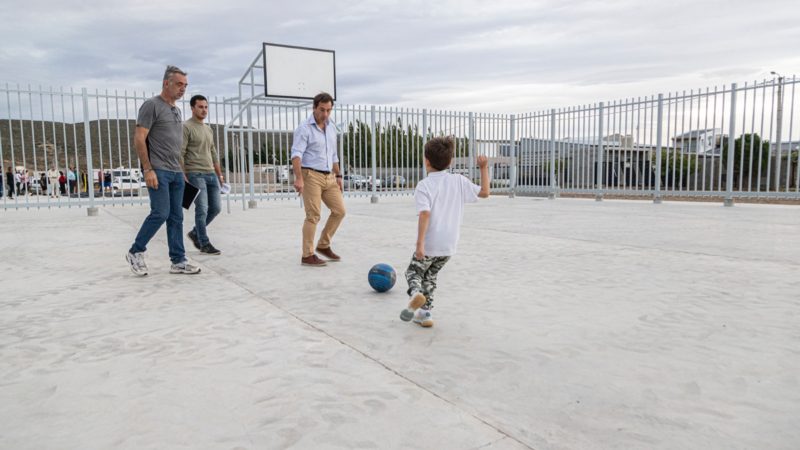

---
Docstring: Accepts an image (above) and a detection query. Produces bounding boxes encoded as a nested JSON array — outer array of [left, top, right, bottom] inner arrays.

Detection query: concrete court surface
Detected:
[[0, 195, 798, 450]]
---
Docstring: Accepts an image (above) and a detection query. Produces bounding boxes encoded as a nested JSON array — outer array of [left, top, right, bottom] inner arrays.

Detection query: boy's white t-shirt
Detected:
[[414, 171, 480, 257]]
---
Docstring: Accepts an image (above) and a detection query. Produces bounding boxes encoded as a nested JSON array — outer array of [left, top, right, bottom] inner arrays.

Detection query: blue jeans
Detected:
[[129, 169, 186, 264], [187, 172, 221, 246]]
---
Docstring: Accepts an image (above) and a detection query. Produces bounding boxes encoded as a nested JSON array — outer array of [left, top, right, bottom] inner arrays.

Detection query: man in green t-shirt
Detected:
[[182, 94, 224, 255]]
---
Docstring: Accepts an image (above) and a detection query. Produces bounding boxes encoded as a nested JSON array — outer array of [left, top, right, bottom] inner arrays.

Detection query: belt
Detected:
[[302, 167, 330, 175]]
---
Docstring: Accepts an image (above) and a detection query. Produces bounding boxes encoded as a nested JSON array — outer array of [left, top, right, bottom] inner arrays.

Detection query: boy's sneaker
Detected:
[[187, 230, 201, 250], [170, 261, 201, 274], [412, 308, 434, 328], [126, 252, 148, 276], [400, 291, 427, 321], [200, 243, 221, 255]]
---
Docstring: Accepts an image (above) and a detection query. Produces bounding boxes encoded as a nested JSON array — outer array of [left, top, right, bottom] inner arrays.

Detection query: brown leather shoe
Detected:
[[315, 247, 341, 261], [301, 254, 327, 267]]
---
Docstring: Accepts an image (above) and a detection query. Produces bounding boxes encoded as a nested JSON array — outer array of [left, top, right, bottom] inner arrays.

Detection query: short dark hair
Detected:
[[313, 92, 334, 109], [190, 95, 207, 107], [424, 136, 454, 171]]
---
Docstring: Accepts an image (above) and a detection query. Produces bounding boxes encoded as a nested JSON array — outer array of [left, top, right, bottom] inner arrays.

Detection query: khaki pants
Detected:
[[301, 169, 346, 257]]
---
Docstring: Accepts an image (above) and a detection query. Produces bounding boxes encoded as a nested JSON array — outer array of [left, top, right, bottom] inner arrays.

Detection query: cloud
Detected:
[[1, 0, 799, 113]]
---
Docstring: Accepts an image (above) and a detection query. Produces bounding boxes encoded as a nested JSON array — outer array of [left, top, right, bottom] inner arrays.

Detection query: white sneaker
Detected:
[[170, 261, 201, 274], [126, 252, 148, 276], [412, 308, 434, 328], [400, 291, 427, 321]]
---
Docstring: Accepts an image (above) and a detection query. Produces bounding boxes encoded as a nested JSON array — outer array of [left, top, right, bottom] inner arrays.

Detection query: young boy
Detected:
[[399, 136, 490, 327]]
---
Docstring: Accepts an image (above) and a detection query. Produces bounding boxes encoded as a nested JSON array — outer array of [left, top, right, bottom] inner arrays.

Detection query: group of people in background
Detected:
[[0, 166, 82, 198], [0, 164, 117, 199]]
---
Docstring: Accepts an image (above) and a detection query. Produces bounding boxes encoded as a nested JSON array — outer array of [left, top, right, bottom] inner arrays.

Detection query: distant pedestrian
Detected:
[[47, 167, 59, 197], [18, 171, 28, 195], [5, 167, 13, 198], [67, 166, 77, 194], [58, 171, 67, 195]]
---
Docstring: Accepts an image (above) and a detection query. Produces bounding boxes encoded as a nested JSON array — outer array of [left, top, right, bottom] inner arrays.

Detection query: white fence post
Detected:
[[725, 83, 737, 207], [468, 112, 475, 181], [246, 105, 257, 209], [82, 88, 98, 216], [370, 105, 378, 203], [509, 114, 517, 198], [596, 102, 604, 201], [549, 109, 557, 199], [654, 94, 664, 204]]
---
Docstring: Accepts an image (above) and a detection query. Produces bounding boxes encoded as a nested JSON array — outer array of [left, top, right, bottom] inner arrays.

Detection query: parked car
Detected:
[[367, 176, 382, 190], [29, 178, 45, 195], [388, 175, 407, 188], [111, 176, 146, 192], [343, 174, 367, 190]]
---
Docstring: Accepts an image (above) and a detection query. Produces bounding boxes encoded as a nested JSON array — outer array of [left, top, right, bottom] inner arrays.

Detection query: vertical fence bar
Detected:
[[774, 76, 784, 192], [725, 84, 738, 206], [596, 102, 604, 200], [509, 114, 516, 198], [370, 105, 378, 203], [82, 88, 97, 215], [246, 104, 257, 209], [422, 109, 428, 179], [548, 109, 556, 199], [468, 112, 475, 181], [654, 94, 664, 203]]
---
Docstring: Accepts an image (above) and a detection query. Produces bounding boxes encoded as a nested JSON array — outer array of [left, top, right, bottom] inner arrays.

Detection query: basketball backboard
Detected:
[[262, 42, 336, 101]]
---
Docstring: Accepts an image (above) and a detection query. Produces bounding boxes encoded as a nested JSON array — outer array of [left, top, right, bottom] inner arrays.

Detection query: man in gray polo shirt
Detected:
[[126, 65, 200, 276]]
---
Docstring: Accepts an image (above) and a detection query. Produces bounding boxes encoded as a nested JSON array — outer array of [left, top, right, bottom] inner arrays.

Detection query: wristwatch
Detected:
[[335, 174, 342, 178]]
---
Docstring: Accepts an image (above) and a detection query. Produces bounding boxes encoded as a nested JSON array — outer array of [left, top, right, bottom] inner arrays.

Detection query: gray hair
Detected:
[[163, 65, 187, 81]]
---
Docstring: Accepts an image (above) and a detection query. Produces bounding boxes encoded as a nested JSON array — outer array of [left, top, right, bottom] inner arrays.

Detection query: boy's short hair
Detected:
[[424, 136, 454, 171], [190, 94, 207, 107]]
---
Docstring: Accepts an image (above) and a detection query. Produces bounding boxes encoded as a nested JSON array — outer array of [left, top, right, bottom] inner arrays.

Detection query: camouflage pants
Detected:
[[405, 254, 451, 309]]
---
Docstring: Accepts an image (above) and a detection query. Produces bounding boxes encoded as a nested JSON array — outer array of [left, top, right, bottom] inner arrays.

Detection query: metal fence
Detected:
[[2, 77, 798, 211], [514, 79, 800, 202]]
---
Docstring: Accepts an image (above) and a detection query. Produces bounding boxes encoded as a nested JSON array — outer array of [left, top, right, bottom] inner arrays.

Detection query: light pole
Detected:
[[770, 71, 784, 191]]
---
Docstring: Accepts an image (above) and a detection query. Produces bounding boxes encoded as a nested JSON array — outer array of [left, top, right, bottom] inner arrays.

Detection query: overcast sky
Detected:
[[2, 0, 799, 113]]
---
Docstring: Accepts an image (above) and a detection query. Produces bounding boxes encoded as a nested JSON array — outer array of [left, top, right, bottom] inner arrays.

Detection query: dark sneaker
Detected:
[[187, 230, 201, 250], [301, 254, 327, 267], [170, 261, 201, 274], [200, 243, 221, 255], [315, 246, 341, 261]]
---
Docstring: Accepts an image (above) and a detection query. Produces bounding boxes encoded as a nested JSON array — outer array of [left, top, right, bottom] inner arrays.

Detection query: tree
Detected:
[[654, 150, 698, 189], [721, 133, 770, 188]]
